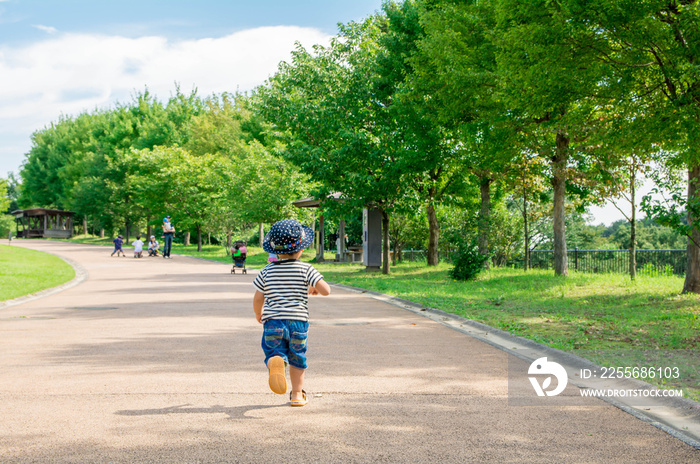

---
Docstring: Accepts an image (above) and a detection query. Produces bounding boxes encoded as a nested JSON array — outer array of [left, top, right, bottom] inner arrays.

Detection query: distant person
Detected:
[[111, 235, 125, 257], [148, 236, 159, 256], [268, 252, 278, 263], [253, 219, 331, 407], [231, 242, 248, 257], [132, 235, 144, 258], [231, 242, 248, 273], [162, 216, 175, 259], [335, 232, 348, 261]]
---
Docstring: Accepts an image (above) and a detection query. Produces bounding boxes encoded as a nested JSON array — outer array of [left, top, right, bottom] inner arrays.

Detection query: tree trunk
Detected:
[[552, 130, 569, 277], [226, 229, 232, 254], [629, 167, 637, 280], [338, 218, 346, 262], [99, 228, 105, 238], [311, 220, 316, 251], [82, 217, 88, 235], [478, 177, 492, 269], [523, 187, 530, 271], [259, 223, 264, 248], [381, 208, 390, 275], [426, 202, 440, 266], [196, 224, 202, 252], [317, 215, 325, 262], [184, 231, 190, 246], [683, 165, 700, 293]]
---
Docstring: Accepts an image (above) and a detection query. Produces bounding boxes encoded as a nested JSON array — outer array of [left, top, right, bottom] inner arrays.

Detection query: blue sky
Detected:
[[0, 1, 383, 45]]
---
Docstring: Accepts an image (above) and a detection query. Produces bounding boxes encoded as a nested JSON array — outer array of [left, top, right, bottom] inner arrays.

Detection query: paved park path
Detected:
[[1, 240, 698, 463]]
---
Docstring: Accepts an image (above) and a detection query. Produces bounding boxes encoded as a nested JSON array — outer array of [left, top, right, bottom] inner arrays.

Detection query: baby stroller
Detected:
[[231, 240, 247, 274]]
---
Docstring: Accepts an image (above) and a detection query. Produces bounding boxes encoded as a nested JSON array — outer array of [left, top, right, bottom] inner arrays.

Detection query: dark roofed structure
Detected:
[[12, 208, 75, 239]]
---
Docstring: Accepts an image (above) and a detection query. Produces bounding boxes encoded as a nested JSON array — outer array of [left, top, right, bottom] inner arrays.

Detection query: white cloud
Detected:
[[33, 24, 58, 34], [0, 26, 331, 176]]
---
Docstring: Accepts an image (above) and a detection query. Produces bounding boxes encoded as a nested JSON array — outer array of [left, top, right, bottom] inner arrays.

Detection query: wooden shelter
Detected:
[[292, 193, 377, 266], [292, 193, 344, 263], [12, 208, 75, 239]]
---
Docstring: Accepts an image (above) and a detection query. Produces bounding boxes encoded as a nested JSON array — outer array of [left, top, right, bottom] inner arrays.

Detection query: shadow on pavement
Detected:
[[115, 403, 285, 420]]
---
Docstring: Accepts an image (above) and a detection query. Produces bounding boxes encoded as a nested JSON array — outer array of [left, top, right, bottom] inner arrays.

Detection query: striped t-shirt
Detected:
[[253, 259, 324, 322]]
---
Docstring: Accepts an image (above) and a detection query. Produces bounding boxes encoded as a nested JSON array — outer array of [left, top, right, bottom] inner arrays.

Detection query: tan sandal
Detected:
[[267, 356, 287, 394], [290, 390, 307, 407]]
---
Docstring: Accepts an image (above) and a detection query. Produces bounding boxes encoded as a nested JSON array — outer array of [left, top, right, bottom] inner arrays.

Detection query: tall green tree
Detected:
[[19, 112, 99, 209], [376, 0, 472, 266], [494, 0, 614, 276], [582, 0, 700, 292], [412, 0, 519, 267], [257, 16, 409, 273], [131, 146, 228, 252]]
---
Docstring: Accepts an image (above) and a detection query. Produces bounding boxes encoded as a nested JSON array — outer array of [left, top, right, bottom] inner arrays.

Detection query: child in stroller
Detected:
[[231, 240, 247, 274]]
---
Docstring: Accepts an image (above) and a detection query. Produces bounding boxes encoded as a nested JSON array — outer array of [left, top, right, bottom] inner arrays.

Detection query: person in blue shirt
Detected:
[[162, 216, 175, 259], [111, 235, 125, 257]]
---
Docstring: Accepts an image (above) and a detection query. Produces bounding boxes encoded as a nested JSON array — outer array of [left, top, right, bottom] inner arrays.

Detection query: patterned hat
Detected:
[[262, 219, 314, 255]]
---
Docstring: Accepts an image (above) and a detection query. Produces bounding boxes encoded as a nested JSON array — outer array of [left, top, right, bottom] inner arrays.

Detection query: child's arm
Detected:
[[253, 290, 265, 324], [309, 279, 331, 296]]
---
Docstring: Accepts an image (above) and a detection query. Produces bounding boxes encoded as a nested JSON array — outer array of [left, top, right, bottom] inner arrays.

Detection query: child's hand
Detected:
[[308, 286, 319, 295], [256, 312, 262, 324]]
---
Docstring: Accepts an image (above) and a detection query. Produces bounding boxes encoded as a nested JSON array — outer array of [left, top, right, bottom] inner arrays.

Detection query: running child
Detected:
[[252, 219, 331, 407]]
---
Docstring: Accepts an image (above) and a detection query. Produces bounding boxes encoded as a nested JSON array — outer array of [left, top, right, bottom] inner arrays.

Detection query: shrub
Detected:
[[450, 240, 489, 281]]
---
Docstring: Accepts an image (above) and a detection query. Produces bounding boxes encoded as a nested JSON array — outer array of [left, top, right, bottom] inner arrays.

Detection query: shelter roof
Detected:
[[12, 208, 75, 217], [292, 192, 343, 208]]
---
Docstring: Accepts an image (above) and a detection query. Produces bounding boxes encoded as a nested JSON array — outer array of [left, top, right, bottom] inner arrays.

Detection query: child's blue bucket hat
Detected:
[[263, 219, 314, 255]]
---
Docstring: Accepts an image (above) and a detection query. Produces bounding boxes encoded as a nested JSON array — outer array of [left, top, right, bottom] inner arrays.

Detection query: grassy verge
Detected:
[[0, 244, 75, 302], [312, 261, 700, 402]]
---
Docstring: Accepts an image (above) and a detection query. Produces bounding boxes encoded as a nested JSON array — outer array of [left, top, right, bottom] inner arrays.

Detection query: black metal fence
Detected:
[[399, 249, 453, 262], [402, 249, 428, 262], [528, 249, 686, 276], [393, 248, 686, 276]]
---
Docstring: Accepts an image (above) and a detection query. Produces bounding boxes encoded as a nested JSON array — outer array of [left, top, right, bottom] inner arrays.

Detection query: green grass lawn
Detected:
[[63, 235, 699, 401], [0, 244, 75, 302]]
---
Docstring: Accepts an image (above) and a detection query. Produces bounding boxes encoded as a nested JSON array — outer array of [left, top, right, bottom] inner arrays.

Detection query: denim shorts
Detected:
[[261, 319, 309, 369]]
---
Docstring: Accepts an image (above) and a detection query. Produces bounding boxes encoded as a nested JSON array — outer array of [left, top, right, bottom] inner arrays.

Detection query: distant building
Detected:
[[12, 208, 75, 239]]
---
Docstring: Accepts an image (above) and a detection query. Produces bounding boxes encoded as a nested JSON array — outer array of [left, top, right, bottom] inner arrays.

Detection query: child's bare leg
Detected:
[[289, 366, 305, 400]]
